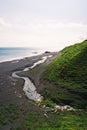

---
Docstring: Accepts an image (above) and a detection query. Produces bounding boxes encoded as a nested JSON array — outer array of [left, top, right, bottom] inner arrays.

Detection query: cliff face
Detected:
[[42, 40, 87, 108]]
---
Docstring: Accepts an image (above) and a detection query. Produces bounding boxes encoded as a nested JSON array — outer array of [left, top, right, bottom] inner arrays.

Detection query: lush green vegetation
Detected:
[[24, 109, 87, 130], [42, 40, 87, 108], [0, 103, 87, 130], [1, 40, 87, 130], [0, 104, 19, 128]]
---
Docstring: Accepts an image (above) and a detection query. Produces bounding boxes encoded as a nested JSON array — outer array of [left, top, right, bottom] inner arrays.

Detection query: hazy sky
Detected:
[[0, 0, 87, 50]]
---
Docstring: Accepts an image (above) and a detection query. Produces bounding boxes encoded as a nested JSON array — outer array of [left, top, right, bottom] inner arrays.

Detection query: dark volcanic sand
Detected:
[[0, 52, 58, 130], [0, 52, 58, 105]]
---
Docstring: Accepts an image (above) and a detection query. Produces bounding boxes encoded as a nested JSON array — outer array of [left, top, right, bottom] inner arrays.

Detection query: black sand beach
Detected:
[[0, 52, 58, 103], [0, 52, 58, 130]]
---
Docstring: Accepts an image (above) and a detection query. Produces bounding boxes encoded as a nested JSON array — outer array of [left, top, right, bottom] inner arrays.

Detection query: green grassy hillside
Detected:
[[42, 40, 87, 108]]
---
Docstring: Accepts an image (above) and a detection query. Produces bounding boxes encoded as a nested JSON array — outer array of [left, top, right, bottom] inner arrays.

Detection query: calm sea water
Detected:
[[0, 47, 43, 63]]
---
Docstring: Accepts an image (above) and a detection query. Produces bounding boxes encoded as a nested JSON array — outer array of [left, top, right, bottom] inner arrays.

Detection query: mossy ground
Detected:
[[0, 41, 87, 129], [0, 101, 87, 130], [42, 40, 87, 108]]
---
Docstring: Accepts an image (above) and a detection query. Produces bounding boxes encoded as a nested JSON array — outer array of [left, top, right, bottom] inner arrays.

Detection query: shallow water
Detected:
[[12, 56, 48, 102], [0, 47, 43, 63]]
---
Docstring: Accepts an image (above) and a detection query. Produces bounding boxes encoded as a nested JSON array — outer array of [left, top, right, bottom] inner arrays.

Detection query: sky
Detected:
[[0, 0, 87, 51]]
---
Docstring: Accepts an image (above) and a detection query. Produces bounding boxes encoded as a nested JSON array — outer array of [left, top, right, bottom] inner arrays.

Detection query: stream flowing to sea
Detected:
[[12, 54, 75, 111], [12, 56, 49, 102]]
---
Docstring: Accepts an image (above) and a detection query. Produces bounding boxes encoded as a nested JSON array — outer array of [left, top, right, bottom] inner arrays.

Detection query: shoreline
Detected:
[[0, 52, 58, 74], [0, 51, 75, 130], [0, 51, 58, 105], [0, 51, 43, 64]]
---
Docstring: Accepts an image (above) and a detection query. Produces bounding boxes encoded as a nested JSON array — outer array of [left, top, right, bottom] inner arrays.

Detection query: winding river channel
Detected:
[[12, 55, 75, 111], [12, 56, 50, 102]]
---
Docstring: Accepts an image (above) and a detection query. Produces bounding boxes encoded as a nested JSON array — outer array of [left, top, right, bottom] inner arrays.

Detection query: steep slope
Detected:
[[42, 40, 87, 108]]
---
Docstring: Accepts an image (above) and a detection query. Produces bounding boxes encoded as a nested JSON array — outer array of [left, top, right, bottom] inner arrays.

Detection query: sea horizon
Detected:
[[0, 47, 45, 63]]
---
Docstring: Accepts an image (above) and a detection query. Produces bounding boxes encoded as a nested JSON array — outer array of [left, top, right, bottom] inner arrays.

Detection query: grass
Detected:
[[0, 97, 87, 130], [41, 40, 87, 108], [23, 40, 87, 129], [0, 104, 19, 128], [24, 109, 87, 130], [1, 40, 87, 129]]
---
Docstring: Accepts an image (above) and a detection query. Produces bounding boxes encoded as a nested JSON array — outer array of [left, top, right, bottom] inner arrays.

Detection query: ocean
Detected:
[[0, 47, 43, 63]]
